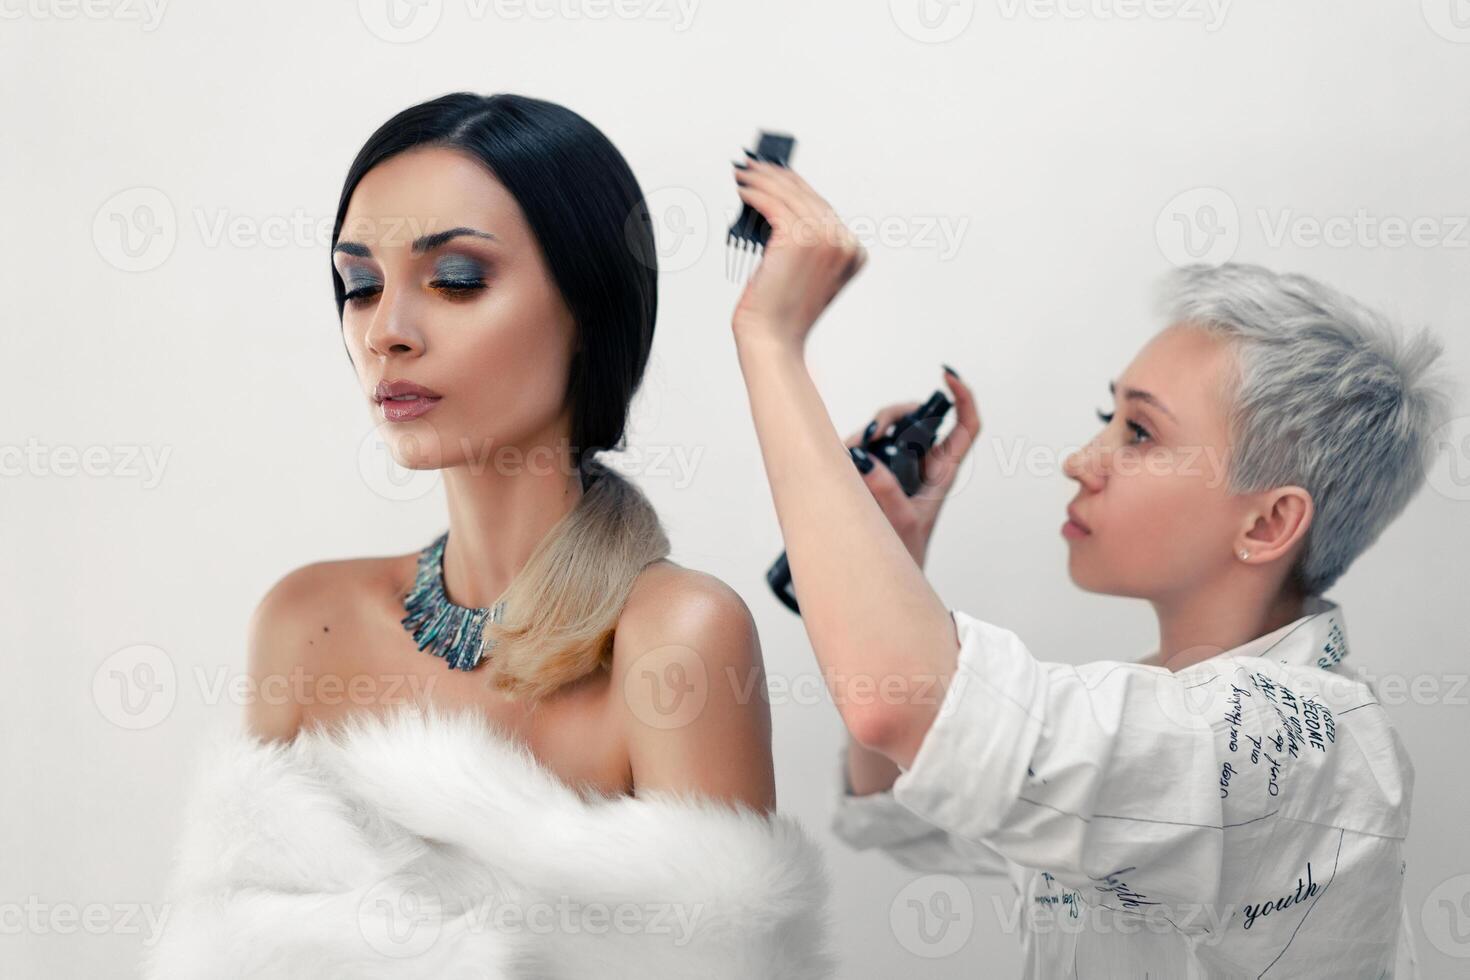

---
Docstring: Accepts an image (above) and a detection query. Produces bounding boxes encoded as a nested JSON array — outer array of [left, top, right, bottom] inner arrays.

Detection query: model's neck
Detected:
[[1147, 583, 1306, 672], [438, 445, 584, 608]]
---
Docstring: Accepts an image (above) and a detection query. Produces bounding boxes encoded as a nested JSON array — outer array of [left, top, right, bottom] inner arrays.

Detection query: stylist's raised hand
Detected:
[[730, 158, 867, 350], [843, 367, 983, 568]]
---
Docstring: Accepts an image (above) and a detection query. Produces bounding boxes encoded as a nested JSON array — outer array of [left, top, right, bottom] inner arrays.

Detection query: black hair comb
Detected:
[[727, 130, 796, 283]]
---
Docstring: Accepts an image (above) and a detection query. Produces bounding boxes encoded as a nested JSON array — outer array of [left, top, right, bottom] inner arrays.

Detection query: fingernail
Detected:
[[942, 363, 961, 380], [732, 161, 749, 170], [862, 419, 879, 443], [743, 148, 760, 161], [849, 446, 874, 474]]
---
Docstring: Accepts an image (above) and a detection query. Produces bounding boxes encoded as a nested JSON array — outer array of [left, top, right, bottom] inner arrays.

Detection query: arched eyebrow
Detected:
[[1109, 380, 1178, 423], [332, 226, 498, 259]]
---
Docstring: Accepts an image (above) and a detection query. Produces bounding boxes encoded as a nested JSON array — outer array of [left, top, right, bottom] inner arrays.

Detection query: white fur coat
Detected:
[[141, 704, 835, 979]]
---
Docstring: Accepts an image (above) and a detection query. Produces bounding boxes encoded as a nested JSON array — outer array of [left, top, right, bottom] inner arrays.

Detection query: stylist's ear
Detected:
[[1237, 487, 1313, 565]]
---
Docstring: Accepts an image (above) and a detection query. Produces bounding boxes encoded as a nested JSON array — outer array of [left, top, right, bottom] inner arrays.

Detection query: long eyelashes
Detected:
[[428, 278, 486, 298], [1095, 408, 1151, 443], [342, 280, 486, 306]]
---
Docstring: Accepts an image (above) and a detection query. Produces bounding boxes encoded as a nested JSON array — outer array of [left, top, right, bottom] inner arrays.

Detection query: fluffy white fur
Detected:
[[141, 703, 835, 979]]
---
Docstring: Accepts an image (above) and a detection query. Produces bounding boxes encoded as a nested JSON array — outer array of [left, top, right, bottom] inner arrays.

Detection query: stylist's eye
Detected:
[[1095, 408, 1151, 444]]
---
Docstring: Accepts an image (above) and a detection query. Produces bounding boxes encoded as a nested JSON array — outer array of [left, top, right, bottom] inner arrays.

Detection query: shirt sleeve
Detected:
[[890, 608, 1344, 931], [830, 744, 1011, 877]]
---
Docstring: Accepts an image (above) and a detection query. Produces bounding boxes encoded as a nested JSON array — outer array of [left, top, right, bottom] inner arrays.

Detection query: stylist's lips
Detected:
[[374, 379, 442, 422], [1063, 505, 1092, 540]]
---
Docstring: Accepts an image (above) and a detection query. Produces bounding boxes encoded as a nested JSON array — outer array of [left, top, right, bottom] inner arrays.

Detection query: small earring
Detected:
[[1238, 549, 1250, 560]]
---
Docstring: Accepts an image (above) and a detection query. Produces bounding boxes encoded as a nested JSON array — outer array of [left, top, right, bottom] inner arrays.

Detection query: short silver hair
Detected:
[[1156, 262, 1457, 596]]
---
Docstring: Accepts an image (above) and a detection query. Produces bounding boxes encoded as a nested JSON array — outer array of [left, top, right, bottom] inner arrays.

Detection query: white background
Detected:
[[4, 0, 1469, 976]]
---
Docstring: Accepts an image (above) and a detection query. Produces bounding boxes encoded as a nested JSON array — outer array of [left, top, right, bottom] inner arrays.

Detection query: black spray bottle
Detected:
[[766, 390, 953, 615]]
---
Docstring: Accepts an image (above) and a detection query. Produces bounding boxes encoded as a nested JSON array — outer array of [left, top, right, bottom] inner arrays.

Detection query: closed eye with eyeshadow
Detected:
[[342, 253, 489, 305]]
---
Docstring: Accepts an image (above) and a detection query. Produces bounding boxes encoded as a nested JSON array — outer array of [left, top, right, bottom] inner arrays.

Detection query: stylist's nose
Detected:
[[1063, 437, 1107, 491]]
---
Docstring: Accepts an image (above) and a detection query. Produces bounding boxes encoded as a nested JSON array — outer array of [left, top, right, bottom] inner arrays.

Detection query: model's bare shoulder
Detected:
[[611, 561, 776, 813], [244, 558, 384, 743]]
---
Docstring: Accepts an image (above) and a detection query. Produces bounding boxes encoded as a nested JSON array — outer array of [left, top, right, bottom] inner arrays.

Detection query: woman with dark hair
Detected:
[[142, 94, 833, 977]]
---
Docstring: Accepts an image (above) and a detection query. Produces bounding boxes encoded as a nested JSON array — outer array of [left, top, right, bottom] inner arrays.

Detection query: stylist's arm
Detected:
[[729, 158, 980, 767]]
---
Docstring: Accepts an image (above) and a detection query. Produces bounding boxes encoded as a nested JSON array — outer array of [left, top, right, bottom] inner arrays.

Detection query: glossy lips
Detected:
[[374, 379, 442, 423]]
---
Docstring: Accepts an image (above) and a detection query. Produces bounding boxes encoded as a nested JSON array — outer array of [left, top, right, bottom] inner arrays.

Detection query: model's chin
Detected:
[[377, 424, 451, 470]]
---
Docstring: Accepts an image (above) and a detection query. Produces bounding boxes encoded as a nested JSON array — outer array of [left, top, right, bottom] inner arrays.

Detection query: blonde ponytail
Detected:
[[481, 461, 670, 704]]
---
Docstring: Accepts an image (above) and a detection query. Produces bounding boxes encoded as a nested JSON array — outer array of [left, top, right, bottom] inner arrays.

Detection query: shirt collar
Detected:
[[1223, 594, 1351, 672]]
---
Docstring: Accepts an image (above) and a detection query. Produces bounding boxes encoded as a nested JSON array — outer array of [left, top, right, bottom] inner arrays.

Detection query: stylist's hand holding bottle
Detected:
[[840, 372, 982, 569], [731, 162, 983, 572]]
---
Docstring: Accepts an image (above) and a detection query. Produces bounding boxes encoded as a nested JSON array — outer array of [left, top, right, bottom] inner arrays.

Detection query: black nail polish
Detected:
[[732, 161, 749, 170], [849, 446, 874, 474], [863, 419, 879, 444], [942, 363, 961, 380], [743, 148, 759, 160]]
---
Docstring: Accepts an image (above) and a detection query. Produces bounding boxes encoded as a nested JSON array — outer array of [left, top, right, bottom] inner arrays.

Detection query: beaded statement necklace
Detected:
[[400, 531, 507, 671]]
